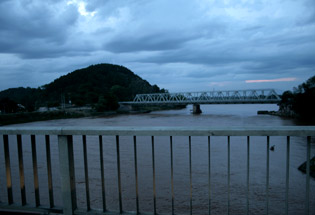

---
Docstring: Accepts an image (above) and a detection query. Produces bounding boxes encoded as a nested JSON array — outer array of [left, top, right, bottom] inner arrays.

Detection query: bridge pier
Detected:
[[192, 104, 202, 114]]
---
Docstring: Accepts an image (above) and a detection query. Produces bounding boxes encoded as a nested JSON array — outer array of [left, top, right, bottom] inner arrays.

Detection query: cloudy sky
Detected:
[[0, 0, 314, 93]]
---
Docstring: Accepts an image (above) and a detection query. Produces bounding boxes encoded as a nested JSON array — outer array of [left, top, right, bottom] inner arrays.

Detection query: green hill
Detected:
[[0, 63, 166, 112]]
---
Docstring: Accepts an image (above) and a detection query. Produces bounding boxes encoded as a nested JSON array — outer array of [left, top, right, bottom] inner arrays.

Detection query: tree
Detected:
[[95, 93, 119, 112], [0, 98, 18, 113], [110, 85, 130, 101], [280, 75, 315, 122], [95, 96, 108, 112], [280, 91, 294, 104]]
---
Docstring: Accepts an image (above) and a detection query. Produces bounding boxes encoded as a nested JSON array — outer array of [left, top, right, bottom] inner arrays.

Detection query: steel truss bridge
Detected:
[[120, 89, 281, 105]]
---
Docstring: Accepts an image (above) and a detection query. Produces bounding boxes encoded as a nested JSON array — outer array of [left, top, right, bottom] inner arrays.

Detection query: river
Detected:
[[0, 104, 314, 215]]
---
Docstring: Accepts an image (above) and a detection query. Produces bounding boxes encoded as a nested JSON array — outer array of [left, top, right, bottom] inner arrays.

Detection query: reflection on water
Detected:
[[0, 104, 314, 215]]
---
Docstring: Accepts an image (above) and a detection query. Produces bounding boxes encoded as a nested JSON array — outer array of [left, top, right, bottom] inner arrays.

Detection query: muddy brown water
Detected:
[[0, 104, 314, 215]]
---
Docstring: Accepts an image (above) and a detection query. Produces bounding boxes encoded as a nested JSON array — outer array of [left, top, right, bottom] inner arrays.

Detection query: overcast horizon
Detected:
[[0, 0, 314, 93]]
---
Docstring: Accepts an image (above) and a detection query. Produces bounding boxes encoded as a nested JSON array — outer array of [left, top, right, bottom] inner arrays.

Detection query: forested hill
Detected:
[[0, 63, 166, 112], [42, 64, 165, 107]]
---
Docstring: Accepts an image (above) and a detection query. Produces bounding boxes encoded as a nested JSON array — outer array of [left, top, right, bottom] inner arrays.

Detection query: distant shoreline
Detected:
[[2, 106, 313, 126], [0, 104, 187, 126], [257, 110, 315, 125], [0, 110, 88, 126]]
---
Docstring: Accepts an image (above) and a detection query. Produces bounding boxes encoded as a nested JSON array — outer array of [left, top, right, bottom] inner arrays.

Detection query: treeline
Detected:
[[0, 63, 166, 113], [279, 75, 315, 122], [0, 87, 42, 113]]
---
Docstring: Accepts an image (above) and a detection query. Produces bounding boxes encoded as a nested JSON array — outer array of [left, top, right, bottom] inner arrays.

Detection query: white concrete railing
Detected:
[[0, 126, 314, 215]]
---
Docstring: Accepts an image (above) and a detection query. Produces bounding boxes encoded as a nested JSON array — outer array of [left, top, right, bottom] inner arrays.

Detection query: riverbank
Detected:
[[0, 104, 187, 126], [0, 110, 87, 126], [257, 110, 315, 125]]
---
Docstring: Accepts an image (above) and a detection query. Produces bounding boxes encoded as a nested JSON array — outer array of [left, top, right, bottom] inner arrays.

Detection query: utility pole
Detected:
[[61, 94, 66, 110]]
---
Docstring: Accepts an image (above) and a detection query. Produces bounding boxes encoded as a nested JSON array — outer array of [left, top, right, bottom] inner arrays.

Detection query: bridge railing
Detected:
[[0, 126, 314, 215]]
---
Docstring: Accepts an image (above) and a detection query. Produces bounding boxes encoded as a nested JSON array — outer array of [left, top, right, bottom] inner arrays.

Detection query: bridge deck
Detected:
[[120, 89, 281, 105]]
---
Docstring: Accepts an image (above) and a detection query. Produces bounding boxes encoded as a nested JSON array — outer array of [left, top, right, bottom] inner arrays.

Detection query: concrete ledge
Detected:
[[0, 126, 315, 136]]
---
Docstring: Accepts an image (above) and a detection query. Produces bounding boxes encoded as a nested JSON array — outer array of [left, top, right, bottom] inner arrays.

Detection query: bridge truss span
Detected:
[[124, 89, 281, 105]]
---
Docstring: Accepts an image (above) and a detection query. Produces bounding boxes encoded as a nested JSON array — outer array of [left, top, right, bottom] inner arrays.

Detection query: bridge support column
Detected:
[[192, 104, 202, 114]]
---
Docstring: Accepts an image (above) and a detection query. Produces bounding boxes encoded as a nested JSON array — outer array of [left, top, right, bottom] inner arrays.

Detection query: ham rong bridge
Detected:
[[120, 89, 281, 114]]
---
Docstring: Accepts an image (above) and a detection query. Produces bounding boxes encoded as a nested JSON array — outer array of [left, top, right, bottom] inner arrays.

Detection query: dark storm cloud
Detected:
[[104, 18, 227, 53], [105, 31, 197, 53], [105, 34, 185, 53], [141, 41, 315, 69], [84, 0, 148, 11], [242, 25, 264, 31], [298, 0, 315, 25], [256, 33, 315, 47], [136, 17, 315, 67], [0, 0, 314, 92], [241, 55, 315, 74], [0, 1, 79, 58]]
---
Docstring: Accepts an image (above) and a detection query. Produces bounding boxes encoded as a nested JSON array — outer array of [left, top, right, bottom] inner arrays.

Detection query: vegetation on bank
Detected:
[[0, 63, 166, 113], [0, 110, 87, 126], [278, 75, 315, 123]]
